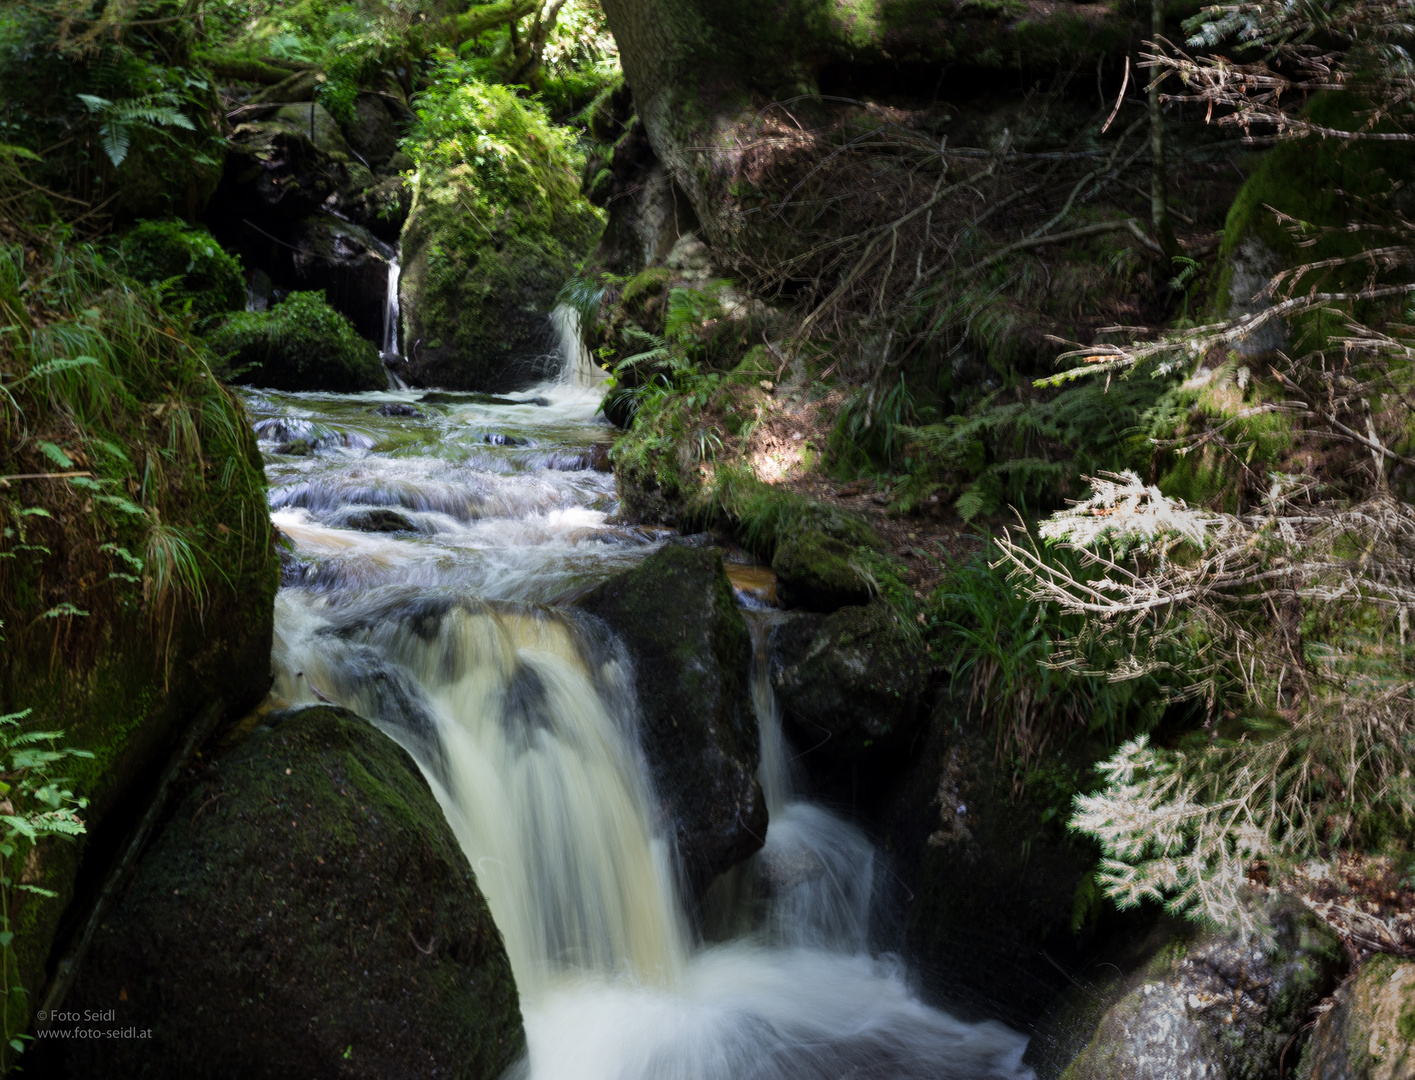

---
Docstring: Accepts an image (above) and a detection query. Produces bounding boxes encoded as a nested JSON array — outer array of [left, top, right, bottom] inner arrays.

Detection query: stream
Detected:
[[238, 319, 1033, 1080]]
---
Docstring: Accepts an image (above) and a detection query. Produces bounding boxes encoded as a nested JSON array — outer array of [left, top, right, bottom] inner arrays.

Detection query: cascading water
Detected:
[[382, 253, 401, 358], [245, 316, 1032, 1079]]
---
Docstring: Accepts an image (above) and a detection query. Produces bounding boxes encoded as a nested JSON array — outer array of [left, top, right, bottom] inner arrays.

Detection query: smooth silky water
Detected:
[[244, 307, 1032, 1080]]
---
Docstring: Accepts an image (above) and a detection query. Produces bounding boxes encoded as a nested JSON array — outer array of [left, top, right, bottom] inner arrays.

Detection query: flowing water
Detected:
[[242, 313, 1032, 1080]]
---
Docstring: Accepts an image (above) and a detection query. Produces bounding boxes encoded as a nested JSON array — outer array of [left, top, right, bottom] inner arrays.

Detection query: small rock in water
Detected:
[[419, 391, 547, 407], [276, 438, 313, 457], [343, 508, 416, 533], [484, 432, 527, 446], [372, 402, 423, 417]]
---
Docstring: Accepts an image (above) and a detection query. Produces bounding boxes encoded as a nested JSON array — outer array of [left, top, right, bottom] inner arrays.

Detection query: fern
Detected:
[[76, 92, 195, 167]]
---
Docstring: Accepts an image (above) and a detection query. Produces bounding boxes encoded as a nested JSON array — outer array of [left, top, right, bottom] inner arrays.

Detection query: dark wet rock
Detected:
[[665, 532, 719, 549], [1058, 894, 1343, 1080], [768, 602, 929, 802], [343, 93, 400, 168], [577, 544, 766, 902], [484, 432, 528, 446], [418, 391, 547, 407], [275, 438, 313, 456], [208, 290, 385, 393], [340, 172, 412, 244], [372, 402, 424, 417], [1297, 953, 1415, 1080], [283, 214, 392, 344], [343, 508, 417, 533], [772, 528, 870, 612], [875, 712, 1102, 1028], [45, 705, 525, 1080]]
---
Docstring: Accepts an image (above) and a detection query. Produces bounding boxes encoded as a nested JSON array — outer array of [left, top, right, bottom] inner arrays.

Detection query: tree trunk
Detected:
[[1148, 0, 1180, 260]]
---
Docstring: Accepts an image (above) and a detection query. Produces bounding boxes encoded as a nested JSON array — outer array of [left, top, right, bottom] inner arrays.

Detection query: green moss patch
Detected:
[[208, 290, 386, 392]]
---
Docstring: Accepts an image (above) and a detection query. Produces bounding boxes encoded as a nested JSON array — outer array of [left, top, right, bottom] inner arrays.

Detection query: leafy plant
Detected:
[[76, 91, 195, 167], [0, 710, 89, 1064]]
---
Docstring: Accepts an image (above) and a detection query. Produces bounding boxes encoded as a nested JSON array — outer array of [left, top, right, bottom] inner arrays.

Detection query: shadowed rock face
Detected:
[[578, 544, 767, 903], [41, 706, 525, 1080], [768, 602, 929, 806]]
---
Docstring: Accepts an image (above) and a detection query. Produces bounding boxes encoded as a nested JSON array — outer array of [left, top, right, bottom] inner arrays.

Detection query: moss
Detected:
[[46, 706, 525, 1078], [1215, 94, 1415, 318], [117, 219, 246, 324], [772, 528, 871, 612], [208, 290, 386, 392], [399, 70, 604, 391]]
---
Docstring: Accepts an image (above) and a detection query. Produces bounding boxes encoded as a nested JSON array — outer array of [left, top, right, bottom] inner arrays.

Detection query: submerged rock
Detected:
[[768, 602, 929, 803], [772, 528, 870, 612], [1297, 953, 1415, 1080], [1061, 895, 1343, 1080], [342, 508, 417, 533], [46, 706, 525, 1080], [578, 544, 766, 901], [372, 402, 424, 417]]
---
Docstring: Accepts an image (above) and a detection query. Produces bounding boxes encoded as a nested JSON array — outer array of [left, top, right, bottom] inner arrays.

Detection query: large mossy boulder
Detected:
[[772, 528, 871, 611], [1060, 895, 1343, 1080], [768, 602, 929, 806], [209, 290, 386, 392], [44, 706, 525, 1080], [397, 78, 603, 391], [578, 544, 766, 901], [117, 219, 246, 323], [1297, 953, 1415, 1080]]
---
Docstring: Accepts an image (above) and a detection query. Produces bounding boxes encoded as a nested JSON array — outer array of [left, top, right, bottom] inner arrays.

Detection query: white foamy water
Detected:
[[244, 324, 1032, 1080]]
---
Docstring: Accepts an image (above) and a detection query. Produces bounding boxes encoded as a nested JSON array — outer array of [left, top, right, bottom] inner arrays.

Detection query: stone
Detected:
[[207, 290, 386, 393], [42, 706, 526, 1080], [577, 544, 766, 902], [771, 528, 870, 612], [1297, 954, 1415, 1080], [344, 93, 400, 168], [342, 508, 417, 533], [768, 602, 929, 803], [1061, 895, 1344, 1080]]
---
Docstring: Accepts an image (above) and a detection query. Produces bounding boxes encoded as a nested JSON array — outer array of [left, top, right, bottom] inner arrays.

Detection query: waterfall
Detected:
[[382, 253, 401, 358], [254, 379, 1034, 1080], [550, 303, 607, 388]]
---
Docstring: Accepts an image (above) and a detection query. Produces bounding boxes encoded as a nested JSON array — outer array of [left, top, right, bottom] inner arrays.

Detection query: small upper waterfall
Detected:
[[248, 363, 1033, 1080], [382, 253, 401, 358], [551, 302, 608, 388]]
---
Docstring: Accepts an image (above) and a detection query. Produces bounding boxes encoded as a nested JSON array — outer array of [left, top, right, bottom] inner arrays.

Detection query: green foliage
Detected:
[[0, 239, 269, 628], [75, 90, 195, 168], [206, 290, 385, 393], [897, 372, 1175, 520], [116, 219, 245, 324], [932, 541, 1179, 773], [0, 710, 88, 1066]]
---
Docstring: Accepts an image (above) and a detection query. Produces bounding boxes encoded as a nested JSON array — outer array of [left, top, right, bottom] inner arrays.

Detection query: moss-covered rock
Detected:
[[1298, 954, 1415, 1080], [397, 76, 603, 391], [117, 219, 246, 323], [1060, 895, 1343, 1080], [41, 705, 525, 1079], [1213, 94, 1415, 348], [577, 544, 766, 901], [209, 290, 386, 392], [768, 602, 929, 804], [772, 528, 870, 611]]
